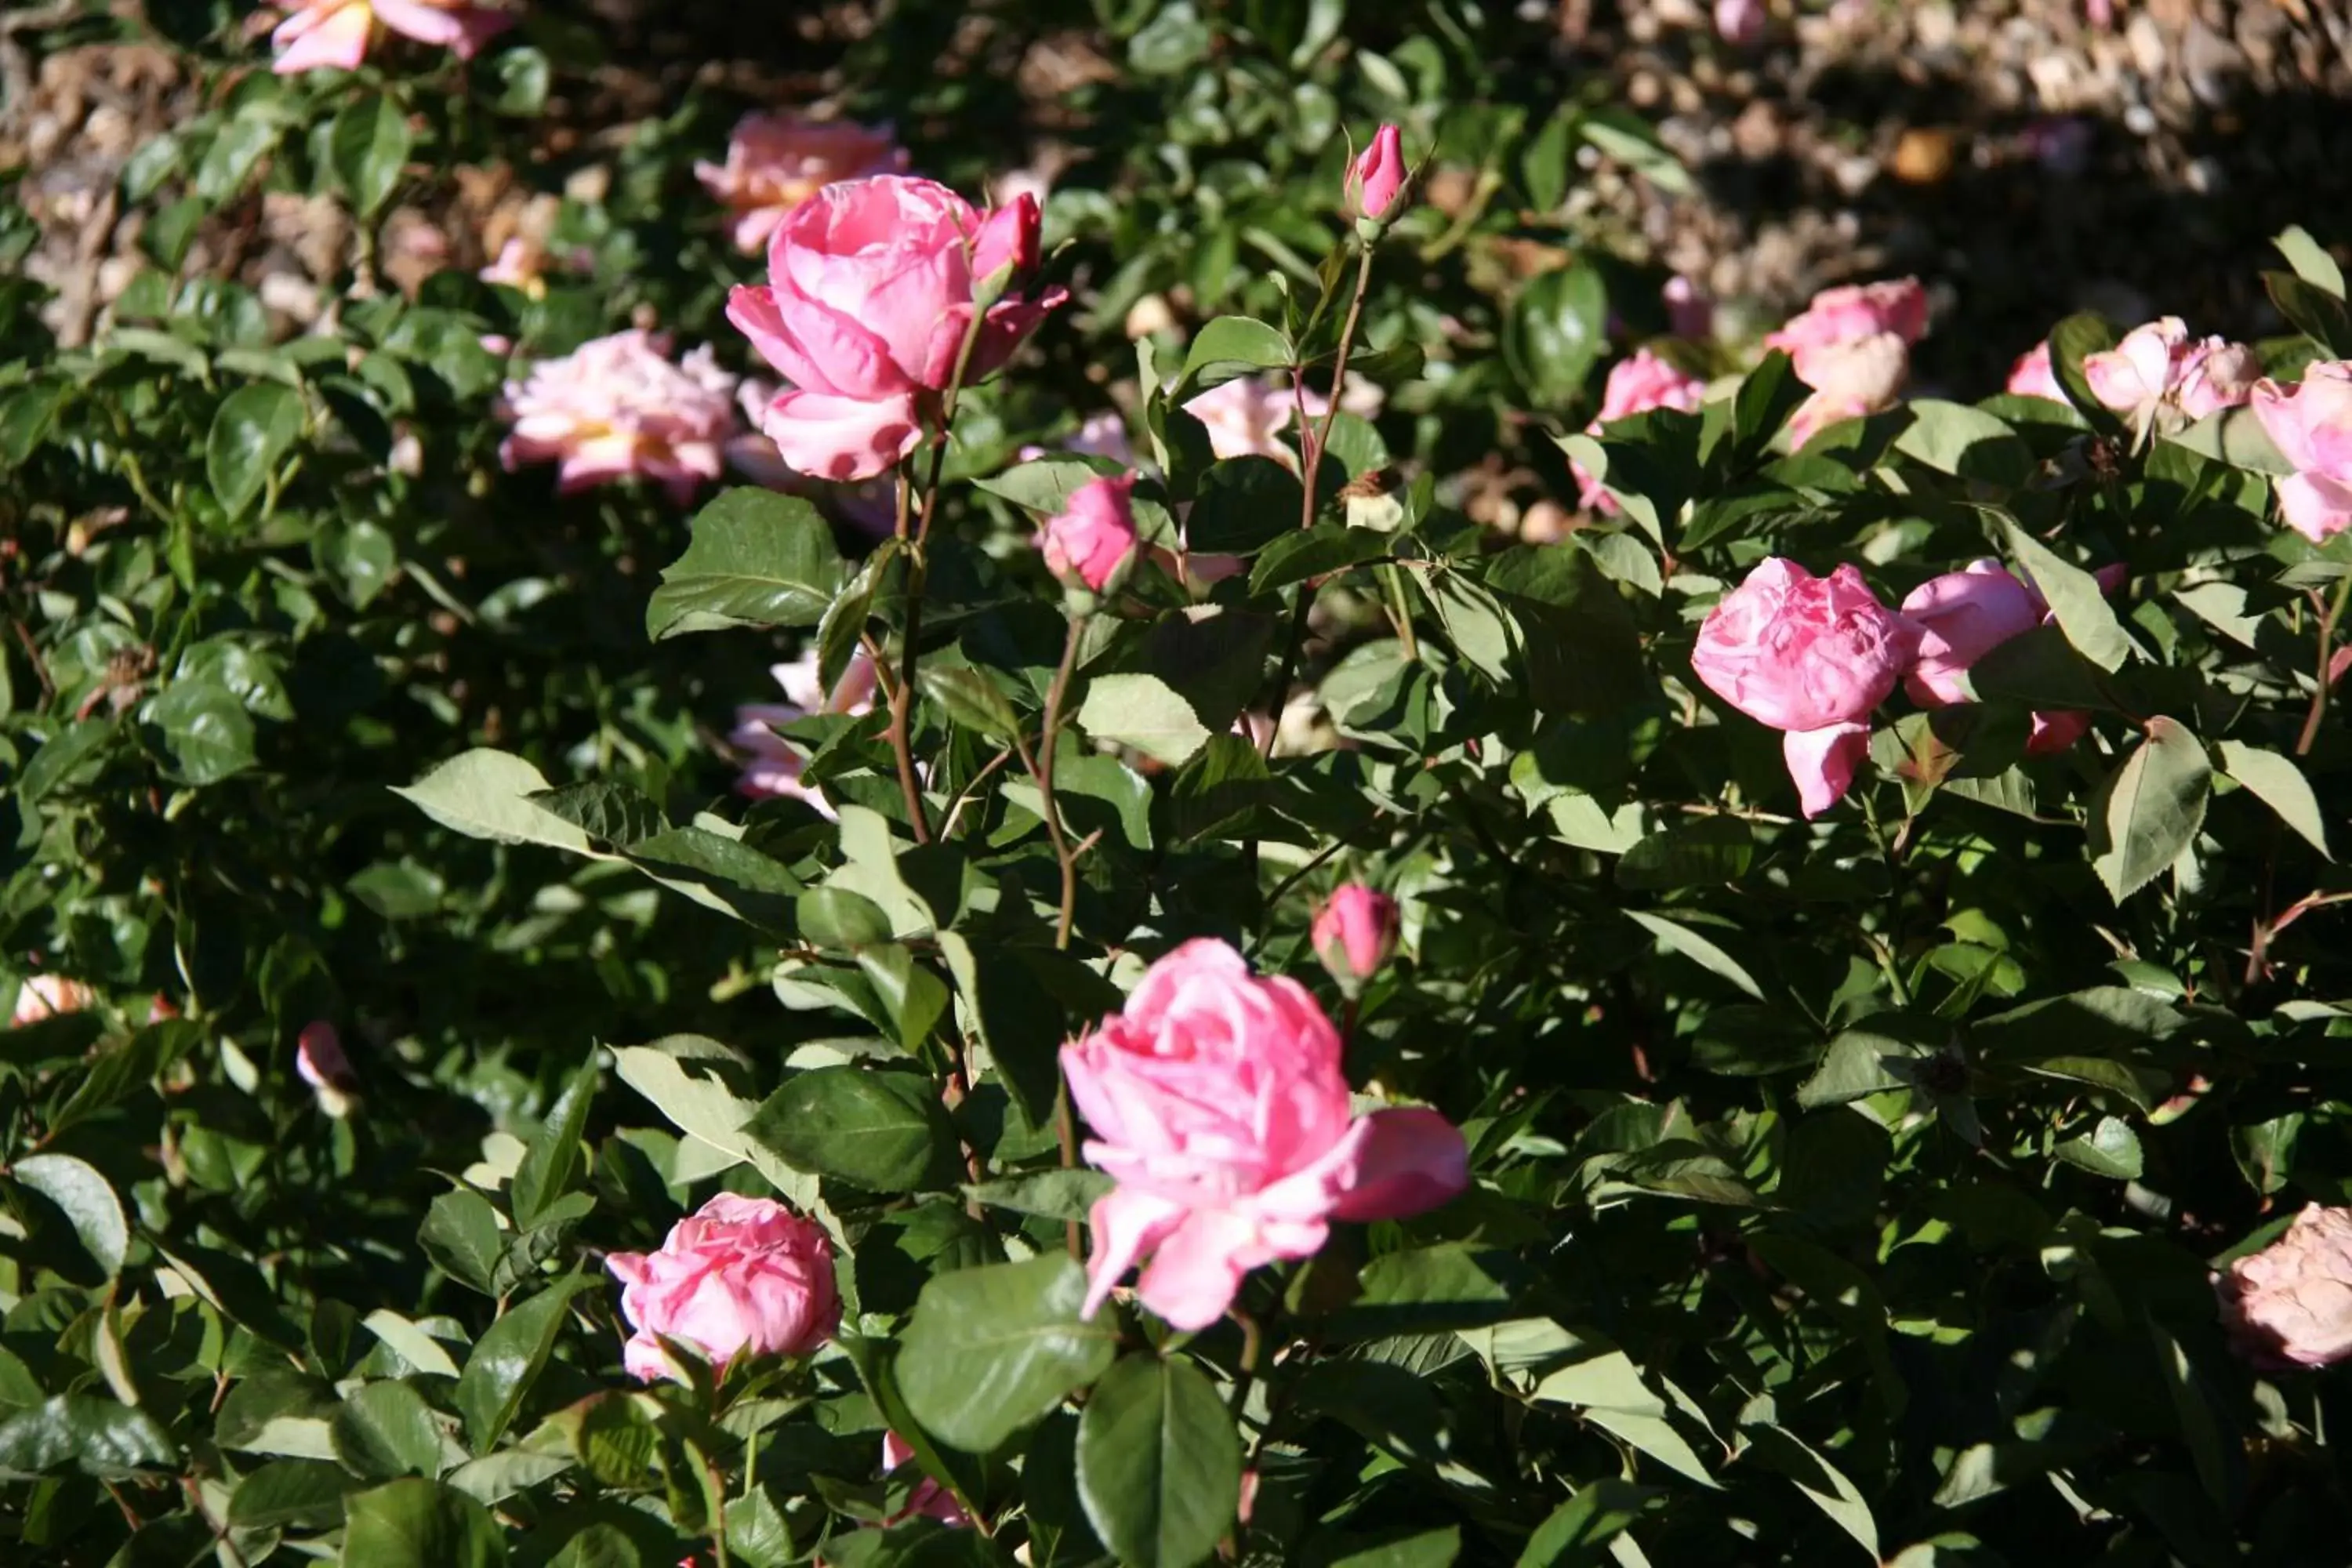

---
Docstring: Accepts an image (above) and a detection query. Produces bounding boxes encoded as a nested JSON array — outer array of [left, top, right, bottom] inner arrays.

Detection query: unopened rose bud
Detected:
[[1345, 125, 1407, 224], [1040, 474, 1141, 605], [296, 1021, 358, 1118], [971, 191, 1043, 298], [1312, 883, 1400, 996]]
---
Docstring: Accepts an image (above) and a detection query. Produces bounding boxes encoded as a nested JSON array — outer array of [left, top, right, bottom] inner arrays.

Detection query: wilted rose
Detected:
[[2251, 361, 2352, 543], [498, 332, 737, 505], [1063, 938, 1468, 1329], [2085, 317, 2259, 436], [1573, 349, 1708, 511], [607, 1194, 840, 1381], [2217, 1204, 2352, 1370], [695, 114, 907, 255], [1766, 278, 1929, 357]]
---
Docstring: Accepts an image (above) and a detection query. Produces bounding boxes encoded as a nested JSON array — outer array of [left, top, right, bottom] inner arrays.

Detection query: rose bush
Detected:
[[5, 2, 2352, 1565]]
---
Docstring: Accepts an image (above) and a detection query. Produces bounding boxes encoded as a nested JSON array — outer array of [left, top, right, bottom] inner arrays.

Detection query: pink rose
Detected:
[[695, 114, 907, 255], [498, 332, 737, 506], [2218, 1204, 2352, 1370], [2026, 710, 2092, 757], [1181, 372, 1383, 467], [296, 1021, 358, 1117], [1785, 332, 1910, 450], [882, 1432, 969, 1528], [1715, 0, 1767, 45], [1574, 349, 1708, 510], [1018, 410, 1136, 468], [1312, 884, 1399, 993], [731, 648, 880, 815], [607, 1194, 840, 1381], [1694, 558, 1917, 734], [2006, 339, 2067, 402], [271, 0, 511, 74], [12, 973, 94, 1026], [728, 176, 1063, 482], [1346, 125, 1407, 221], [1040, 474, 1140, 594], [1784, 722, 1868, 820], [1766, 278, 1929, 357], [1062, 939, 1469, 1330], [2252, 361, 2352, 543], [2085, 318, 2259, 434], [1900, 560, 2047, 708]]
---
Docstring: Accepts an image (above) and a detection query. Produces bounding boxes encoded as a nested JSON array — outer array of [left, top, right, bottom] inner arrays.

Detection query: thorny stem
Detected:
[[2295, 571, 2352, 757], [1037, 615, 1087, 951], [1262, 242, 1381, 761]]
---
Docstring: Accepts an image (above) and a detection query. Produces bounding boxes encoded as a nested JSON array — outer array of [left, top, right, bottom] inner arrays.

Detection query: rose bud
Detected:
[[1345, 124, 1407, 223], [1312, 883, 1400, 996], [296, 1021, 359, 1118], [605, 1194, 840, 1382], [1040, 474, 1141, 602], [2217, 1204, 2352, 1370]]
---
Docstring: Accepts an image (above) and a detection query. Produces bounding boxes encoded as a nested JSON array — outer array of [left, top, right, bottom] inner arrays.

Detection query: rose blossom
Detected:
[[296, 1021, 358, 1117], [1346, 125, 1408, 221], [1181, 373, 1382, 466], [696, 114, 907, 255], [1715, 0, 1767, 45], [2217, 1204, 2352, 1370], [1062, 939, 1468, 1330], [2006, 339, 2067, 402], [1040, 474, 1140, 594], [1573, 349, 1708, 511], [1900, 561, 2094, 757], [1766, 278, 1929, 357], [731, 647, 880, 815], [1785, 332, 1911, 450], [271, 0, 511, 73], [728, 176, 1062, 483], [12, 973, 95, 1026], [1312, 884, 1399, 994], [2252, 361, 2352, 543], [1692, 558, 1918, 818], [882, 1432, 969, 1528], [2084, 318, 2259, 435], [498, 332, 737, 505], [607, 1193, 840, 1381], [1018, 409, 1135, 467]]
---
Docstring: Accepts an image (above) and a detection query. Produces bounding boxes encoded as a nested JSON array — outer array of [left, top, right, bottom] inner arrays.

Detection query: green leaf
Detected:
[[1505, 263, 1607, 406], [394, 750, 598, 855], [361, 1312, 462, 1380], [528, 782, 666, 848], [1893, 400, 2033, 488], [1615, 817, 1754, 892], [2216, 741, 2330, 858], [2275, 225, 2346, 297], [647, 489, 848, 641], [611, 1037, 818, 1204], [146, 677, 256, 786], [1325, 1244, 1518, 1341], [937, 935, 1083, 1127], [963, 1169, 1114, 1221], [194, 111, 280, 202], [2266, 271, 2352, 358], [1075, 1355, 1240, 1568], [1744, 1425, 1878, 1559], [2001, 519, 2130, 673], [340, 1478, 508, 1568], [455, 1279, 593, 1450], [11, 1153, 127, 1279], [1076, 672, 1211, 766], [2089, 717, 2211, 902], [419, 1189, 505, 1296], [0, 379, 71, 468], [972, 454, 1129, 515], [1249, 522, 1391, 594], [1185, 455, 1306, 555], [1180, 316, 1294, 388], [1730, 351, 1806, 459], [511, 1050, 597, 1231], [205, 383, 303, 521], [1515, 1480, 1661, 1566], [229, 1457, 357, 1530], [1625, 910, 1765, 1000], [1530, 1346, 1715, 1487], [918, 666, 1021, 740], [744, 1067, 957, 1193], [329, 94, 414, 217], [2055, 1116, 2143, 1180], [897, 1253, 1120, 1452], [1483, 546, 1646, 715], [0, 1396, 176, 1479], [332, 1381, 445, 1481]]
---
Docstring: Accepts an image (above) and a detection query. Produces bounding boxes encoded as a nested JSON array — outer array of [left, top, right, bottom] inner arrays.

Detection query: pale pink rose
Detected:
[[498, 332, 736, 506], [695, 114, 907, 256], [478, 237, 591, 297], [1715, 0, 1767, 45], [1664, 275, 1713, 339], [2252, 361, 2352, 543], [1574, 349, 1708, 510], [1766, 278, 1929, 357], [1346, 125, 1408, 221], [881, 1432, 969, 1528], [1063, 939, 1469, 1330], [607, 1193, 840, 1381], [296, 1021, 358, 1116], [1181, 373, 1381, 467], [271, 0, 511, 73], [12, 974, 95, 1026], [2218, 1204, 2352, 1370], [731, 648, 880, 815], [2085, 318, 2259, 434], [1693, 558, 1918, 738], [728, 176, 1062, 482], [1018, 410, 1135, 466], [2006, 340, 2067, 402], [1311, 884, 1399, 993], [1784, 722, 1867, 819], [1900, 560, 2047, 708], [1786, 332, 1910, 449], [1041, 474, 1141, 593]]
